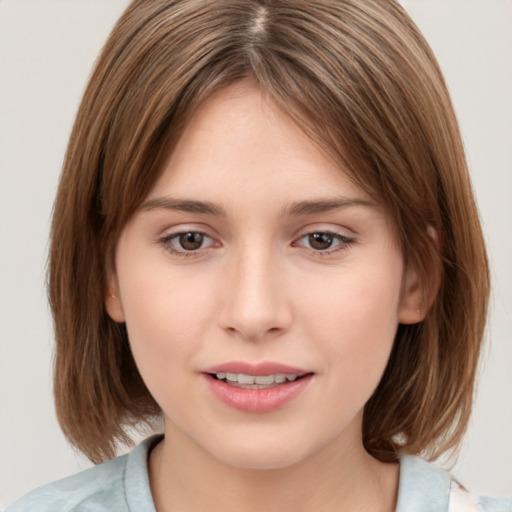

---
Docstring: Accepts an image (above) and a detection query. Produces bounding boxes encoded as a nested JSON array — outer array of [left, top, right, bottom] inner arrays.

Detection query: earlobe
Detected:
[[105, 277, 126, 323]]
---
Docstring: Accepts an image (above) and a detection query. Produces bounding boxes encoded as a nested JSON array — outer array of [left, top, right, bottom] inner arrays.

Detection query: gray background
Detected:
[[1, 0, 511, 507]]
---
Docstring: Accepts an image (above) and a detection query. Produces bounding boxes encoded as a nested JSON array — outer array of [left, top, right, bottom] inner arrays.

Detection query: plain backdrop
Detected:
[[0, 0, 511, 507]]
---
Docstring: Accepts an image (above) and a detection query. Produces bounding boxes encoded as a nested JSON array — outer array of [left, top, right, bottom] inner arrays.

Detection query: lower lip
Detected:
[[203, 374, 313, 413]]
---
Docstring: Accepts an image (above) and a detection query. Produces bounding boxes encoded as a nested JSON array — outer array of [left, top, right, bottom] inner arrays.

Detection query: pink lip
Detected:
[[202, 361, 313, 414], [202, 361, 309, 376]]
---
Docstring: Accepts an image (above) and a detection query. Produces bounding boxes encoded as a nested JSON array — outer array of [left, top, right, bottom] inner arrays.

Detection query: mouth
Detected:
[[202, 362, 314, 413], [208, 371, 310, 389]]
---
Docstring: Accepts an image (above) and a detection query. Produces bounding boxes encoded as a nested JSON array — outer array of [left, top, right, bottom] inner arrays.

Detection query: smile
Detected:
[[202, 362, 314, 413], [212, 372, 301, 388]]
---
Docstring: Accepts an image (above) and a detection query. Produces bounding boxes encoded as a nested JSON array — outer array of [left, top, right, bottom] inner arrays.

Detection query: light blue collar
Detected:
[[395, 453, 451, 512]]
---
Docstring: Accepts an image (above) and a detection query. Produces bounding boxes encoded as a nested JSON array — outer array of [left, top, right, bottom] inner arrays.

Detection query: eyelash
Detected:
[[158, 230, 214, 258], [293, 231, 354, 257], [158, 230, 355, 258]]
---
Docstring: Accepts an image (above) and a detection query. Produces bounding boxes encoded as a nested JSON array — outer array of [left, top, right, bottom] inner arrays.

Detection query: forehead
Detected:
[[146, 81, 373, 210]]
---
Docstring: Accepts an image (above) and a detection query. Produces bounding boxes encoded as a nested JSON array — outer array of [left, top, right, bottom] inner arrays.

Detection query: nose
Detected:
[[219, 245, 292, 341]]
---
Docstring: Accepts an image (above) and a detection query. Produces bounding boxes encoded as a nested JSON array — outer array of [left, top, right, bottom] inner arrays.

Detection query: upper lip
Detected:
[[202, 361, 311, 376]]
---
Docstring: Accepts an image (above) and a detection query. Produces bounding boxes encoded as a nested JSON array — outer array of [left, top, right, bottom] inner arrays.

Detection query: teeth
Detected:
[[254, 375, 274, 385], [215, 372, 300, 386], [238, 374, 256, 385]]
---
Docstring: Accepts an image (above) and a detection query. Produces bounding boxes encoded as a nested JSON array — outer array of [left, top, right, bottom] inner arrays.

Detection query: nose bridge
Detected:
[[220, 239, 290, 340]]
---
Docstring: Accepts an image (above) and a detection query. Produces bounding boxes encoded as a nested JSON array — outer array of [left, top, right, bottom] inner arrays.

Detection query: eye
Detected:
[[295, 231, 353, 253], [176, 232, 207, 251], [160, 230, 217, 254]]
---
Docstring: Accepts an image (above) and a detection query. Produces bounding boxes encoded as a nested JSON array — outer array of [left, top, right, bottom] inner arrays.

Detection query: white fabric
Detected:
[[449, 481, 480, 512]]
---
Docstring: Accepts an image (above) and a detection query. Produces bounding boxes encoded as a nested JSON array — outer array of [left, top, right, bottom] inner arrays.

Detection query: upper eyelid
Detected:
[[159, 222, 213, 234], [162, 228, 209, 238], [297, 228, 353, 237], [293, 224, 356, 240], [158, 224, 219, 241]]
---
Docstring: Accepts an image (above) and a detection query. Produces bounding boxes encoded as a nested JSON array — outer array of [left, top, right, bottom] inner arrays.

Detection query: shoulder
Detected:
[[5, 436, 160, 512], [397, 454, 512, 512], [4, 455, 128, 512]]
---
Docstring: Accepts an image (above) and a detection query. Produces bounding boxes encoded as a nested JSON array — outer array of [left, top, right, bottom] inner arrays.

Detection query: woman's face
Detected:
[[107, 81, 421, 470]]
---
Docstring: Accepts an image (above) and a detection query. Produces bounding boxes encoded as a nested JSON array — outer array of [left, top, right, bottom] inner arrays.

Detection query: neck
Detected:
[[148, 421, 399, 512]]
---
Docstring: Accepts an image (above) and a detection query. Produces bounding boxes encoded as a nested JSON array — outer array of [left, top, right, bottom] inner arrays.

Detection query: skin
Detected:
[[106, 80, 423, 512]]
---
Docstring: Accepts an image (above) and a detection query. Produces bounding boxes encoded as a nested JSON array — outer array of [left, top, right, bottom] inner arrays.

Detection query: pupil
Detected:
[[179, 232, 203, 250], [309, 233, 333, 250]]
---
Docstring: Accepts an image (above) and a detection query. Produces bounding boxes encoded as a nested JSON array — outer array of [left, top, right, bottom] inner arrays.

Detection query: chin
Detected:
[[217, 447, 304, 471], [201, 430, 321, 471]]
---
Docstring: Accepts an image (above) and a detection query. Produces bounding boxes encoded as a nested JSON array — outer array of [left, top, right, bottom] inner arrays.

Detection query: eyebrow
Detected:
[[282, 197, 377, 216], [140, 195, 376, 217], [140, 197, 227, 216]]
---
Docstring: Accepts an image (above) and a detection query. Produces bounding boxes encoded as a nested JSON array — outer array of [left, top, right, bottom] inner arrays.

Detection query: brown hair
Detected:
[[49, 0, 489, 464]]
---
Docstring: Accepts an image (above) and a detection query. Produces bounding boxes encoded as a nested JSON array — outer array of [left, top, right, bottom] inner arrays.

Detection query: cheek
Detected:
[[117, 267, 221, 413], [295, 260, 402, 373], [116, 253, 219, 369]]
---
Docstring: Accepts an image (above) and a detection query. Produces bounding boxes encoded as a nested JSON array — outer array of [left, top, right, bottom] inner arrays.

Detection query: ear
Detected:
[[398, 226, 441, 324], [397, 263, 424, 324], [105, 274, 126, 323]]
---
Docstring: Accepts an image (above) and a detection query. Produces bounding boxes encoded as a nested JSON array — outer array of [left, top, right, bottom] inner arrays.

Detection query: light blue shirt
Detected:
[[5, 436, 511, 511]]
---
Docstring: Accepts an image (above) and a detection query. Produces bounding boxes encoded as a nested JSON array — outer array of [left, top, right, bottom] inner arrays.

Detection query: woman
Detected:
[[6, 1, 511, 510]]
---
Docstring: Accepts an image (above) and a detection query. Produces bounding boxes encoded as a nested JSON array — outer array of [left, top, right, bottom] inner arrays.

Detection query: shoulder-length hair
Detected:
[[49, 0, 489, 463]]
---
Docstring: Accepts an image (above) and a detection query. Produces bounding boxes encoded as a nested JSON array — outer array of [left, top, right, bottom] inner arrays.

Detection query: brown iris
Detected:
[[179, 232, 204, 250], [308, 233, 334, 250]]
